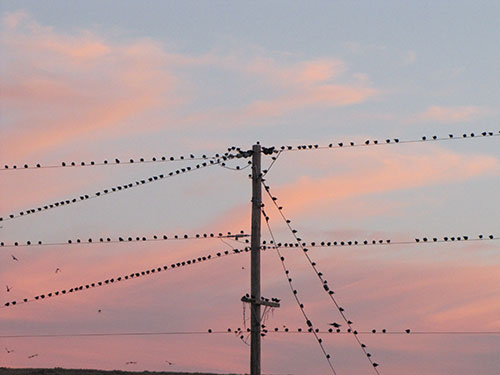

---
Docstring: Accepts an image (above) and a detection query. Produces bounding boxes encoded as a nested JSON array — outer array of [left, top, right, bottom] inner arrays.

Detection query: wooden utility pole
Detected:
[[250, 144, 262, 375], [239, 144, 280, 375]]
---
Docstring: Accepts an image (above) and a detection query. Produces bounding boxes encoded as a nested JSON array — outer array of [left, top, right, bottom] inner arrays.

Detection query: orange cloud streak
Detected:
[[271, 146, 499, 215]]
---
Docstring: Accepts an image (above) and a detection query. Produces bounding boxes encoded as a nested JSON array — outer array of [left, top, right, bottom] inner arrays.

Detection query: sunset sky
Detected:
[[1, 1, 500, 374]]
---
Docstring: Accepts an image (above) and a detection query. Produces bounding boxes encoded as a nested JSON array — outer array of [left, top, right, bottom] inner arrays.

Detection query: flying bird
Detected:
[[11, 254, 19, 261], [329, 322, 341, 328], [165, 360, 174, 365], [125, 361, 137, 365], [6, 285, 11, 292], [55, 268, 61, 273], [98, 309, 102, 313], [28, 354, 38, 359], [5, 347, 14, 354]]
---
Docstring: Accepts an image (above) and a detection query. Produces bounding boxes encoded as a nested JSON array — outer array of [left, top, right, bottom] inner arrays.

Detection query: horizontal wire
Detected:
[[1, 154, 216, 171], [261, 234, 498, 250], [1, 245, 252, 309], [274, 130, 500, 153], [1, 231, 249, 248], [1, 145, 257, 171], [4, 130, 498, 170], [3, 329, 496, 339], [0, 156, 234, 223]]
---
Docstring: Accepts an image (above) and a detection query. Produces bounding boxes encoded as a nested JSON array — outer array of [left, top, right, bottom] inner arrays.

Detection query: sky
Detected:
[[1, 1, 500, 374]]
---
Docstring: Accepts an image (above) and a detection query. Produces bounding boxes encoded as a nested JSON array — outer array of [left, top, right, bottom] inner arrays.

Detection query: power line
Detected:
[[3, 130, 498, 170], [262, 213, 338, 375], [273, 130, 500, 153], [1, 245, 251, 309], [1, 153, 217, 171], [2, 329, 498, 339], [261, 234, 498, 250], [0, 158, 225, 223], [1, 231, 249, 248], [262, 181, 381, 373], [262, 150, 283, 178]]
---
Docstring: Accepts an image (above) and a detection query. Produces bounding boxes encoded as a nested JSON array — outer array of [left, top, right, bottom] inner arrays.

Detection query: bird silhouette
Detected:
[[98, 309, 102, 313], [165, 360, 174, 365], [329, 322, 341, 328], [6, 285, 11, 292], [28, 354, 38, 359], [11, 254, 19, 261], [5, 347, 14, 354], [125, 361, 137, 365], [55, 268, 61, 273]]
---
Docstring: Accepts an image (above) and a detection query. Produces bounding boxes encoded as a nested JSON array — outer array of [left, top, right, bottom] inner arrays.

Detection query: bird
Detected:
[[5, 347, 14, 354], [11, 254, 18, 261], [6, 285, 11, 292], [165, 360, 174, 365], [125, 361, 137, 365], [28, 354, 38, 359], [55, 268, 61, 273], [329, 322, 341, 328], [97, 309, 102, 313]]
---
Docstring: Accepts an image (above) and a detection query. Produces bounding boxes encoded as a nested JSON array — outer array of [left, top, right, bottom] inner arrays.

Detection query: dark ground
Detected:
[[0, 369, 242, 375]]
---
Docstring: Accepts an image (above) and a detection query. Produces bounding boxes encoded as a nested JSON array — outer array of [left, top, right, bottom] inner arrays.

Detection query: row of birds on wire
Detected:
[[0, 155, 245, 223], [261, 233, 498, 248], [0, 231, 248, 248], [2, 232, 496, 249], [261, 182, 381, 373], [2, 129, 499, 171], [1, 245, 251, 309], [2, 129, 498, 224]]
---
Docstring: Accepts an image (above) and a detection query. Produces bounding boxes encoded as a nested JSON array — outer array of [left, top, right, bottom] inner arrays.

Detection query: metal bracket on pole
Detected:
[[241, 295, 281, 308]]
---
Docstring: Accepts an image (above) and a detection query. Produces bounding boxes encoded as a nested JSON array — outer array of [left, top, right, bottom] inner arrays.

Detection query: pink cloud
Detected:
[[1, 14, 179, 161], [419, 105, 489, 123], [245, 57, 346, 86], [243, 84, 376, 118], [268, 146, 499, 216], [182, 57, 376, 124], [1, 12, 377, 162]]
